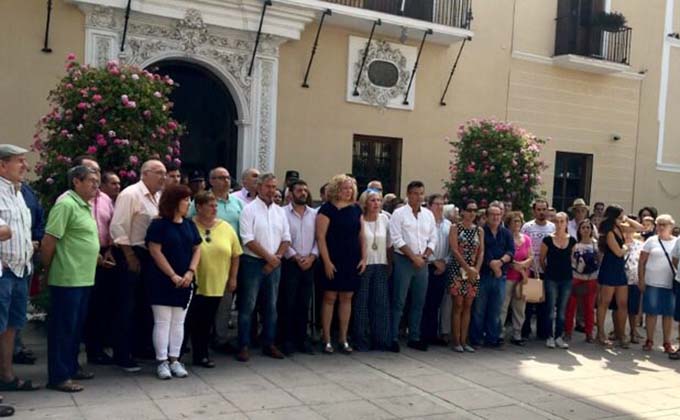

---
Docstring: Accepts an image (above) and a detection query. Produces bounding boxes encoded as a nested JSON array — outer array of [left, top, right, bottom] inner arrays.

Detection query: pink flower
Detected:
[[64, 83, 74, 89], [166, 78, 174, 86], [66, 52, 76, 61], [108, 130, 116, 138], [99, 118, 107, 126], [60, 129, 69, 137], [465, 165, 475, 174], [92, 94, 103, 103], [127, 170, 137, 179], [118, 170, 128, 178], [87, 146, 97, 154], [129, 155, 139, 165], [165, 154, 172, 162], [126, 101, 137, 108], [173, 158, 181, 166], [131, 74, 139, 81], [77, 124, 84, 131], [46, 177, 55, 185], [167, 121, 178, 130], [77, 102, 88, 110], [143, 110, 152, 119], [113, 139, 122, 145], [120, 95, 129, 105], [153, 91, 162, 98], [96, 137, 107, 147], [481, 150, 488, 158]]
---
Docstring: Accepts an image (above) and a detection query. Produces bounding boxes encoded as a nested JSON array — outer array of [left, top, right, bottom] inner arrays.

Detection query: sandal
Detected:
[[669, 351, 680, 360], [194, 358, 216, 368], [322, 343, 334, 354], [596, 337, 613, 348], [46, 380, 83, 393], [73, 370, 95, 380], [0, 377, 40, 391], [643, 339, 654, 351], [339, 342, 353, 354], [664, 342, 675, 353], [618, 338, 630, 349]]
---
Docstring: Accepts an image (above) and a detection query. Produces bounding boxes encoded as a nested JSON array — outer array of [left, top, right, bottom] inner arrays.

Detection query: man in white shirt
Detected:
[[238, 173, 291, 362], [109, 160, 166, 372], [233, 168, 260, 205], [520, 198, 555, 341], [389, 181, 437, 352], [567, 198, 598, 239], [279, 180, 318, 355]]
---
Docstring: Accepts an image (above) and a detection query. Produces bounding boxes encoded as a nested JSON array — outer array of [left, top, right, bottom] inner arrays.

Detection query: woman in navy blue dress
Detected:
[[596, 205, 636, 348], [316, 175, 366, 354], [146, 185, 201, 379]]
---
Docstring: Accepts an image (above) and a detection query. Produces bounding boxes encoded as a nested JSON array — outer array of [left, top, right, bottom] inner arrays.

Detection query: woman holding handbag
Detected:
[[565, 219, 599, 343], [499, 211, 532, 346], [638, 215, 677, 353]]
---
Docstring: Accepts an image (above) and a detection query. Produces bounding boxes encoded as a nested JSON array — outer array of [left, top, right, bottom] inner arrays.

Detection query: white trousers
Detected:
[[151, 305, 188, 361]]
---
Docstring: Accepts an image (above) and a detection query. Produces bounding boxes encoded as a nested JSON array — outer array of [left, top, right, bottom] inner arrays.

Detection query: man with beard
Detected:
[[277, 180, 317, 355]]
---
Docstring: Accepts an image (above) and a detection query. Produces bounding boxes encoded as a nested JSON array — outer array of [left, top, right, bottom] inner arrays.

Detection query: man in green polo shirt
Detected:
[[41, 166, 100, 393]]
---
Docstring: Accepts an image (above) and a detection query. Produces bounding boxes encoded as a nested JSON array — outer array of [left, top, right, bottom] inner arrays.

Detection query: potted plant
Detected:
[[591, 11, 627, 31]]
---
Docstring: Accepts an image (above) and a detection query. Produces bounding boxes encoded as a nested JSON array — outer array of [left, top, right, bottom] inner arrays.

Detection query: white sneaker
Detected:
[[169, 361, 188, 378], [555, 337, 570, 349], [452, 345, 464, 353], [157, 361, 172, 380], [463, 344, 476, 353], [545, 338, 556, 349]]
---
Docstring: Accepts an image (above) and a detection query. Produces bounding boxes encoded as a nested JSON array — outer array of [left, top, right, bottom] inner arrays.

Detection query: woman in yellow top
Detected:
[[187, 191, 242, 367]]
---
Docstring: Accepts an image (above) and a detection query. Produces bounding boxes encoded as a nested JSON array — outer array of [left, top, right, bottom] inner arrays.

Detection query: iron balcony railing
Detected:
[[555, 18, 632, 66], [587, 26, 632, 65], [323, 0, 473, 30]]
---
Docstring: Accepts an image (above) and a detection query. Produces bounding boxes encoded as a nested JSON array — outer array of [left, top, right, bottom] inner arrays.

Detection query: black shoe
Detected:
[[13, 350, 36, 365], [298, 341, 315, 355], [117, 359, 141, 373], [407, 340, 428, 351], [510, 338, 526, 347], [87, 352, 114, 365], [389, 341, 400, 353], [428, 337, 449, 347]]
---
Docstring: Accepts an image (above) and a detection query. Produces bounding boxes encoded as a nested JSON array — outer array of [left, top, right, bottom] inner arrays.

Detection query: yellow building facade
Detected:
[[1, 0, 678, 213]]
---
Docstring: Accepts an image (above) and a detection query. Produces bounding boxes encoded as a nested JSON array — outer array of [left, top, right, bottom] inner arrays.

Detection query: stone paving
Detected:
[[9, 322, 680, 419]]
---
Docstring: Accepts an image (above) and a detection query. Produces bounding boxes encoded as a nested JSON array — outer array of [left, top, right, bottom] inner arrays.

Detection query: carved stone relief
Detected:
[[353, 40, 411, 108]]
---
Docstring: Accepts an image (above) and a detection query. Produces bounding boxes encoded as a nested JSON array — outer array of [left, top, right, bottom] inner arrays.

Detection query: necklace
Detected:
[[368, 216, 379, 250]]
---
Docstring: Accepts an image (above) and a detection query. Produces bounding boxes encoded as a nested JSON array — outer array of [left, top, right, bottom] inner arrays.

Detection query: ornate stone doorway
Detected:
[[152, 60, 239, 178]]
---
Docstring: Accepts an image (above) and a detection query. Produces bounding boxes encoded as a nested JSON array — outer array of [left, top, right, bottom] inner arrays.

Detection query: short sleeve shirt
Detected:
[[45, 191, 99, 287], [671, 240, 680, 283], [642, 235, 678, 289], [195, 220, 243, 297]]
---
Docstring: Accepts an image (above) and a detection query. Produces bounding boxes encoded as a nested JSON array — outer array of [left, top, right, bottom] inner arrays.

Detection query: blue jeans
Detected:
[[48, 286, 91, 385], [470, 273, 506, 346], [545, 278, 572, 338], [391, 253, 428, 342], [0, 270, 29, 334], [238, 256, 281, 348]]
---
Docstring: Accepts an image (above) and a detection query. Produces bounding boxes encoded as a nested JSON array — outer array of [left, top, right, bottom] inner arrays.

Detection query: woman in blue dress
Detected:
[[596, 205, 640, 348], [316, 174, 366, 354]]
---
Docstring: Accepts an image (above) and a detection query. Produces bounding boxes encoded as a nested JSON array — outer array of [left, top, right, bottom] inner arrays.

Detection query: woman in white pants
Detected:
[[146, 184, 201, 379]]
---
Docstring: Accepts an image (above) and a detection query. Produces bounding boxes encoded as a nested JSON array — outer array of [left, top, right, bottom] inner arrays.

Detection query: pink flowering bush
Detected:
[[32, 54, 184, 207], [446, 119, 548, 214]]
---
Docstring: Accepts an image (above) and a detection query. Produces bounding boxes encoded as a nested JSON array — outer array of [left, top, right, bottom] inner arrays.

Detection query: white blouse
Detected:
[[364, 213, 391, 265]]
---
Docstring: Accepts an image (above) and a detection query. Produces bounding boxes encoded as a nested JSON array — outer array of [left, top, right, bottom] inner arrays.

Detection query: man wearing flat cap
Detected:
[[0, 144, 40, 395]]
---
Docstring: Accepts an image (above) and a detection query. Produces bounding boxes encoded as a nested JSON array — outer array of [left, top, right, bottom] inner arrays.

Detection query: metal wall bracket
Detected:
[[353, 19, 382, 96], [248, 0, 273, 77], [302, 9, 332, 88], [402, 28, 433, 105]]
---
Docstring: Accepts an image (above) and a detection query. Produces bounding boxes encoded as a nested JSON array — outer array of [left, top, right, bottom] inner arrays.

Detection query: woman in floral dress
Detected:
[[447, 199, 484, 352]]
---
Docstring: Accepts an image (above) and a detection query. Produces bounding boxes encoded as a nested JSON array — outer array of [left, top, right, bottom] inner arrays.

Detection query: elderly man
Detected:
[[0, 144, 39, 399], [567, 198, 597, 238], [389, 181, 437, 352], [233, 168, 260, 205], [100, 171, 121, 202], [188, 167, 243, 350], [42, 166, 100, 393], [109, 160, 166, 372], [470, 204, 515, 347], [237, 173, 291, 362]]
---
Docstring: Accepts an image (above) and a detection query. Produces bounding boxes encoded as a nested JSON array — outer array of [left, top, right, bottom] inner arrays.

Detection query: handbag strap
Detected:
[[658, 238, 677, 277]]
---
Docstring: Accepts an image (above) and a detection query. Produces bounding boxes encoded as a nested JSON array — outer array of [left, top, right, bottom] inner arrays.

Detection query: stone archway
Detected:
[[79, 6, 285, 175]]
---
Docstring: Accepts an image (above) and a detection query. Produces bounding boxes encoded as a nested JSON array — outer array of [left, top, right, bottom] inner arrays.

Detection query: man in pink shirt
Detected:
[[233, 168, 260, 204]]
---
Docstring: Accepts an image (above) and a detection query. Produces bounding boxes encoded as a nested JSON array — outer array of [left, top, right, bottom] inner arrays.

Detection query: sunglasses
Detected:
[[204, 229, 212, 243]]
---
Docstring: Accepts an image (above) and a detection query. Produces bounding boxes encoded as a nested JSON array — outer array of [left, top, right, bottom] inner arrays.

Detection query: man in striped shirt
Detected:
[[0, 144, 39, 394]]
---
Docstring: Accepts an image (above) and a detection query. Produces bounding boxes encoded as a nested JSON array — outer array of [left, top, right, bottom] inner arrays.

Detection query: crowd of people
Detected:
[[0, 143, 678, 416]]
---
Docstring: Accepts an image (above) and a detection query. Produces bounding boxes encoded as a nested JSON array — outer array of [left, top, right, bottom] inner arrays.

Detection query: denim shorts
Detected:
[[643, 285, 675, 317], [0, 270, 29, 333]]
